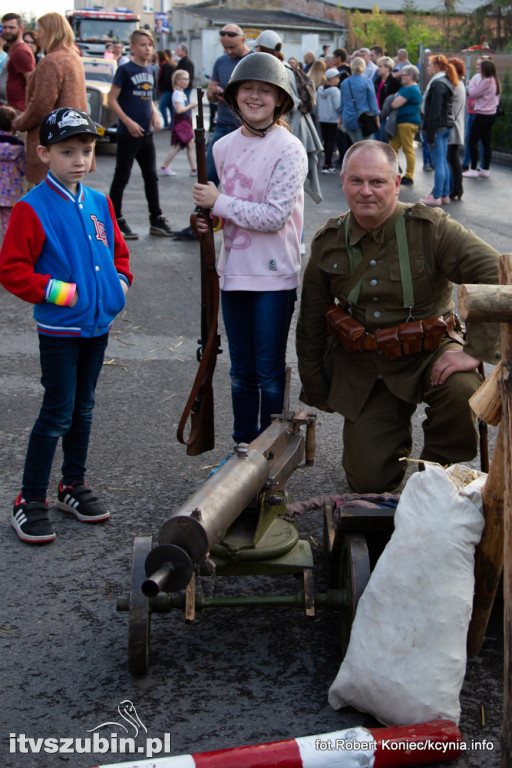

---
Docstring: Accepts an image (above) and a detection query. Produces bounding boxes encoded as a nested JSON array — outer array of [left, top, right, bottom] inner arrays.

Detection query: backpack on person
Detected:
[[293, 67, 317, 114]]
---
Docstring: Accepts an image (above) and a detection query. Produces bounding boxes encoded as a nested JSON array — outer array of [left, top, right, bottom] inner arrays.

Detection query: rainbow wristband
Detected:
[[46, 279, 77, 306], [212, 215, 224, 232]]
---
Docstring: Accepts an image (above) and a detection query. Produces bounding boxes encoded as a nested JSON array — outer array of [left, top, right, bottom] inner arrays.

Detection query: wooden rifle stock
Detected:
[[177, 89, 221, 455]]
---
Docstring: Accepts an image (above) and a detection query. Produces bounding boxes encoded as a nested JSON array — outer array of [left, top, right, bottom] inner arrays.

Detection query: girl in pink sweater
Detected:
[[463, 59, 501, 178], [193, 53, 307, 444]]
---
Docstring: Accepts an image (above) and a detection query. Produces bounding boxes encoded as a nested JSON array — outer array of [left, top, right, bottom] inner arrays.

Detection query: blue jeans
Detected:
[[206, 123, 238, 184], [221, 289, 297, 444], [22, 333, 109, 500], [345, 127, 364, 144], [422, 132, 432, 166], [159, 91, 173, 128], [430, 126, 451, 198]]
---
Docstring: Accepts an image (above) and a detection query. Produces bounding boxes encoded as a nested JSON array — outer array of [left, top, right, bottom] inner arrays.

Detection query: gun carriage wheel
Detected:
[[128, 536, 153, 675], [323, 501, 396, 656], [337, 534, 371, 657]]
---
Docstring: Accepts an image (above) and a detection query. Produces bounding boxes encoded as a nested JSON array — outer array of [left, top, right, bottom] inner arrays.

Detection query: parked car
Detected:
[[83, 58, 117, 141]]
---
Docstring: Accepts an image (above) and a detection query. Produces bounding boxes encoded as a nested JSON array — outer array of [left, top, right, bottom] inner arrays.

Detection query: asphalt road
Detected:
[[1, 130, 511, 768]]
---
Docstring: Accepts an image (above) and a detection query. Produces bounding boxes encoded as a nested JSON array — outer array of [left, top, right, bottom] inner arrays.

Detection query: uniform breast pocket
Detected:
[[318, 250, 351, 279], [388, 257, 428, 285]]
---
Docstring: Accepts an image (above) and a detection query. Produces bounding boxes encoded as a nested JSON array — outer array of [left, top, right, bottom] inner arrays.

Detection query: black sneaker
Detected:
[[172, 225, 196, 241], [11, 495, 56, 544], [117, 216, 139, 241], [149, 215, 173, 237], [400, 176, 414, 185], [56, 481, 110, 522]]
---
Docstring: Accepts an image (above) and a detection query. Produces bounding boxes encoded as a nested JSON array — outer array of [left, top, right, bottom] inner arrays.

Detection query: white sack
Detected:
[[328, 463, 486, 726]]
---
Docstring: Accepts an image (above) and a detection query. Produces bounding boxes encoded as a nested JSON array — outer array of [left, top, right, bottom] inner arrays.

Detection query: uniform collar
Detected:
[[348, 202, 405, 245]]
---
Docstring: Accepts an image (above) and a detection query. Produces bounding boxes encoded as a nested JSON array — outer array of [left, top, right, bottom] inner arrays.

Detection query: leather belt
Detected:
[[325, 305, 458, 360]]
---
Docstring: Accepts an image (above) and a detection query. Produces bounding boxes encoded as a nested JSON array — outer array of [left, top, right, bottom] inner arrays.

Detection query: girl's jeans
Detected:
[[430, 126, 452, 199], [22, 333, 109, 500], [221, 289, 297, 444]]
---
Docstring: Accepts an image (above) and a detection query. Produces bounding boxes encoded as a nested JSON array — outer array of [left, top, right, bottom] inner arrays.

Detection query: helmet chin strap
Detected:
[[233, 105, 278, 137]]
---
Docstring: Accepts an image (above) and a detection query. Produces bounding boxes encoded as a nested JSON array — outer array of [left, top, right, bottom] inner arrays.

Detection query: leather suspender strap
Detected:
[[395, 212, 415, 313]]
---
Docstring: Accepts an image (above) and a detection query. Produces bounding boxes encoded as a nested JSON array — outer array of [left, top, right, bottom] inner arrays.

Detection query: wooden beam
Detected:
[[470, 361, 503, 427], [468, 424, 504, 657], [499, 254, 512, 768], [458, 283, 512, 322]]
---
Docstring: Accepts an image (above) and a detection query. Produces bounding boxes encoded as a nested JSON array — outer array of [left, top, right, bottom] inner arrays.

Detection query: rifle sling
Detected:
[[176, 258, 219, 447]]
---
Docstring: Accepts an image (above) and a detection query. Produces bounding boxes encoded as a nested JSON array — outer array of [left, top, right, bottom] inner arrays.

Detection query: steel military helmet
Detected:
[[224, 52, 295, 135]]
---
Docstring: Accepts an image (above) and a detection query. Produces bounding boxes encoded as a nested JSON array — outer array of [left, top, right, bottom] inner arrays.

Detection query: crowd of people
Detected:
[[290, 44, 502, 205], [0, 17, 505, 544]]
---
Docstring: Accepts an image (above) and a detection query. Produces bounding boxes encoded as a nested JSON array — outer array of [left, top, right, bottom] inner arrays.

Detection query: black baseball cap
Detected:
[[39, 108, 98, 146]]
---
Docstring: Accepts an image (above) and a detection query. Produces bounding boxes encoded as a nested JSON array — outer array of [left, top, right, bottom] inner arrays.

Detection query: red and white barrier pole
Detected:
[[90, 719, 463, 768]]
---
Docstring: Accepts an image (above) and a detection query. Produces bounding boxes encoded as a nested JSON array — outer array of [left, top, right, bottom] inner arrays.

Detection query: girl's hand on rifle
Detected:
[[193, 181, 220, 209], [192, 214, 210, 235]]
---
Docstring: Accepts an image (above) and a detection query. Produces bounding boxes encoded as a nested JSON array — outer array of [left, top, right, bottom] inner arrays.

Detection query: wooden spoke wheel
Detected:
[[128, 535, 153, 675], [338, 533, 371, 658]]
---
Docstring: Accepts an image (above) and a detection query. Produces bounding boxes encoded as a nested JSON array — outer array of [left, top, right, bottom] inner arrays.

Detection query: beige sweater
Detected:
[[15, 47, 89, 183]]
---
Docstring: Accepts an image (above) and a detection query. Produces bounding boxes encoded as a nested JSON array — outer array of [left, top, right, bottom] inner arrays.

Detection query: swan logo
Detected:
[[88, 700, 148, 737], [9, 700, 171, 758]]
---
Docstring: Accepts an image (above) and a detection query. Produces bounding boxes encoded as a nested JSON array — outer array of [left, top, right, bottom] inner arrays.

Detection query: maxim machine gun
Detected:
[[118, 410, 318, 674], [117, 408, 398, 674]]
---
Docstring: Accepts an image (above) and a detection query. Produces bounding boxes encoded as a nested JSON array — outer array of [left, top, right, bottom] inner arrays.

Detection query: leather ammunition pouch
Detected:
[[325, 305, 455, 360]]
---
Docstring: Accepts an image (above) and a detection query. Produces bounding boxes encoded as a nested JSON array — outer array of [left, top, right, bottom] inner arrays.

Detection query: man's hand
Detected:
[[430, 348, 480, 387], [207, 82, 224, 103], [192, 181, 220, 209]]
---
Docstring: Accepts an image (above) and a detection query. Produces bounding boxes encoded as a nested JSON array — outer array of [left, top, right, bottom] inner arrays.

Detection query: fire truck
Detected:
[[66, 9, 140, 57]]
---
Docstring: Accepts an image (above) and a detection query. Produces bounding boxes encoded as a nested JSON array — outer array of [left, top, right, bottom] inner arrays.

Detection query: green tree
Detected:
[[349, 2, 441, 63]]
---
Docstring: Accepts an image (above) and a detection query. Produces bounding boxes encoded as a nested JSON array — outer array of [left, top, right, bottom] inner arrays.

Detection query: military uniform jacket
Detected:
[[296, 202, 500, 421]]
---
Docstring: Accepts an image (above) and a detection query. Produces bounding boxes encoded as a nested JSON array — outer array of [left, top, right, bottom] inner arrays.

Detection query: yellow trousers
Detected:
[[389, 123, 419, 180]]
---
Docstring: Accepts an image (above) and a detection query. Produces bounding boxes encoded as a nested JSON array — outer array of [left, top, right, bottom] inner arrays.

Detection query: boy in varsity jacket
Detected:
[[0, 108, 133, 544]]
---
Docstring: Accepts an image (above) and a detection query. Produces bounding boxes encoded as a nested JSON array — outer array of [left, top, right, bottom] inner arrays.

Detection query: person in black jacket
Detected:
[[420, 54, 457, 207], [175, 44, 195, 99], [374, 56, 400, 140], [157, 50, 175, 129]]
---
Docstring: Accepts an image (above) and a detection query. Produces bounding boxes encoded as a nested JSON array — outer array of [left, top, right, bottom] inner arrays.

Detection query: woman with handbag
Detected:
[[388, 64, 422, 185], [160, 70, 197, 177], [339, 57, 380, 144]]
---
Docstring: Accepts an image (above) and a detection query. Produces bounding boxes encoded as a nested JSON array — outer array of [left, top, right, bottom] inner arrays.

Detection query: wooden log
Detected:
[[458, 282, 512, 322], [467, 424, 504, 657], [469, 362, 503, 426], [499, 254, 512, 768]]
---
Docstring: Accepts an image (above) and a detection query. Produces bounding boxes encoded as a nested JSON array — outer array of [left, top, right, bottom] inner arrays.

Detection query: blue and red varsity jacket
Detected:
[[0, 171, 132, 337]]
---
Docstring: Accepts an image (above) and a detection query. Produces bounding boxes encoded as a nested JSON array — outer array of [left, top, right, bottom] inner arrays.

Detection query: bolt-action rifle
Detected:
[[177, 89, 221, 455]]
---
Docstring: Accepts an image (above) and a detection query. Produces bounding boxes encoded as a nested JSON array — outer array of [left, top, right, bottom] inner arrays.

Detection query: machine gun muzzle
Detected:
[[141, 544, 194, 597], [143, 445, 270, 596]]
